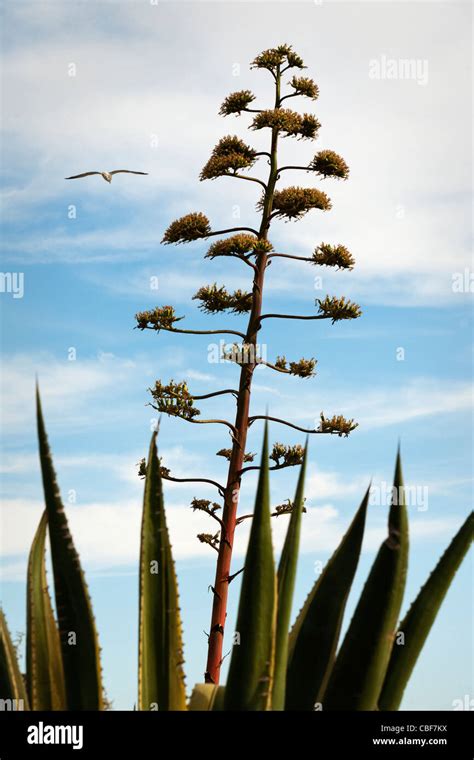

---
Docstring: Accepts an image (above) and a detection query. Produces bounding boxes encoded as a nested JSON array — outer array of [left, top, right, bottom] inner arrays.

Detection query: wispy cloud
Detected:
[[1, 494, 464, 581], [250, 376, 474, 431], [2, 351, 471, 441], [184, 369, 215, 382], [346, 379, 474, 429], [1, 2, 471, 305]]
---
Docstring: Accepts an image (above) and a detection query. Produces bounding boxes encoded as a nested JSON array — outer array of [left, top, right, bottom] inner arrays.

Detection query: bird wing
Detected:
[[109, 170, 149, 175], [65, 172, 101, 180]]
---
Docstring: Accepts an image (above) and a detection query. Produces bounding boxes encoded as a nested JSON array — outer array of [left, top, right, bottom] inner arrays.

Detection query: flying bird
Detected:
[[65, 170, 148, 183]]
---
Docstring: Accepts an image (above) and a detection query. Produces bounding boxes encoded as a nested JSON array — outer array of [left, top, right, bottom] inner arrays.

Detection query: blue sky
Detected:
[[0, 0, 472, 710]]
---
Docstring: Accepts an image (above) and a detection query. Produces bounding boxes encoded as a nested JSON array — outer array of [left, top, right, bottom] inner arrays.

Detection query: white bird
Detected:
[[65, 170, 148, 183]]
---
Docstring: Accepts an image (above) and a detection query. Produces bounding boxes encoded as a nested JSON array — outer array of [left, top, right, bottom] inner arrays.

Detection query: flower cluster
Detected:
[[316, 295, 362, 323], [197, 532, 220, 551], [253, 238, 274, 255], [151, 378, 192, 402], [200, 136, 257, 181], [206, 234, 272, 260], [298, 114, 321, 139], [251, 109, 320, 140], [289, 358, 317, 377], [137, 457, 147, 479], [274, 355, 317, 377], [230, 290, 254, 314], [289, 75, 319, 100], [149, 379, 200, 420], [216, 448, 255, 463], [317, 413, 358, 437], [251, 45, 305, 73], [270, 443, 305, 467], [219, 90, 256, 116], [191, 498, 221, 515], [312, 243, 355, 270], [251, 108, 299, 135], [162, 212, 211, 244], [267, 186, 332, 220], [159, 461, 170, 478], [193, 284, 252, 314], [135, 305, 183, 331], [273, 498, 307, 516], [309, 149, 349, 180]]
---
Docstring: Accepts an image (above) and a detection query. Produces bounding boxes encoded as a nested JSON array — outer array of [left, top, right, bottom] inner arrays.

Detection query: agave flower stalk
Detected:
[[136, 44, 361, 684]]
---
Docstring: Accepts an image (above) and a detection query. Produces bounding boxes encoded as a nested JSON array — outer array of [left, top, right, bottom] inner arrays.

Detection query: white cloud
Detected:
[[184, 369, 216, 382], [0, 352, 135, 434], [346, 379, 474, 430], [267, 377, 474, 431], [1, 494, 464, 581], [0, 350, 188, 436], [2, 348, 471, 450], [0, 2, 471, 305], [305, 468, 370, 500], [0, 439, 212, 501], [251, 383, 283, 396]]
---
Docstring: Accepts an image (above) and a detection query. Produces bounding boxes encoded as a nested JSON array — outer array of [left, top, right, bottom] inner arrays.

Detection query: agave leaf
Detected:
[[285, 486, 369, 710], [272, 444, 308, 710], [324, 451, 409, 710], [224, 424, 277, 710], [138, 432, 187, 711], [379, 511, 474, 710], [26, 511, 66, 710], [188, 683, 225, 711], [0, 609, 29, 709], [36, 386, 103, 710]]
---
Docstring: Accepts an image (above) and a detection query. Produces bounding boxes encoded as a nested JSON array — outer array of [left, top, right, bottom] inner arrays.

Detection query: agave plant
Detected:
[[0, 391, 472, 711], [0, 389, 103, 711]]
